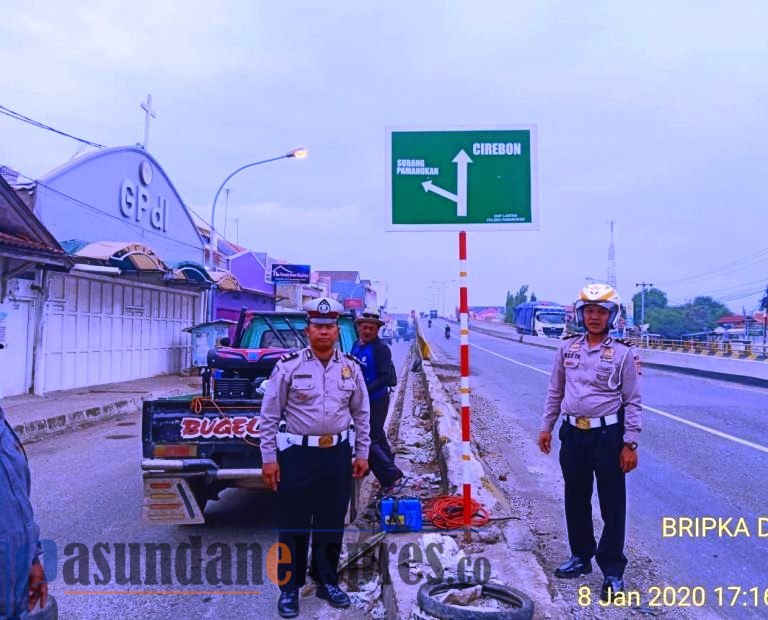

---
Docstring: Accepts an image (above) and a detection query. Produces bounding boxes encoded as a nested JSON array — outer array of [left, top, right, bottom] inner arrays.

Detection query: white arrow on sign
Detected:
[[421, 150, 473, 217]]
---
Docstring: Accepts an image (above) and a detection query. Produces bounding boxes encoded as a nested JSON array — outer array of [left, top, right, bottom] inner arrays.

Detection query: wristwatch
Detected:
[[624, 441, 638, 451]]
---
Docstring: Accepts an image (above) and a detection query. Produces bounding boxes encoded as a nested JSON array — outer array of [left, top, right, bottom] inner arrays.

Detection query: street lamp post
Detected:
[[207, 147, 308, 320], [432, 279, 455, 318], [345, 283, 368, 311], [208, 147, 308, 271]]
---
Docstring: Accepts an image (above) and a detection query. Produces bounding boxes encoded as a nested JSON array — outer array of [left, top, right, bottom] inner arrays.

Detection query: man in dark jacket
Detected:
[[351, 309, 404, 492], [1, 405, 48, 618]]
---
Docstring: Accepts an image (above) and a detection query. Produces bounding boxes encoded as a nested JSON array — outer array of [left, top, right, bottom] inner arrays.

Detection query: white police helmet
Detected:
[[303, 297, 344, 324], [574, 283, 622, 329]]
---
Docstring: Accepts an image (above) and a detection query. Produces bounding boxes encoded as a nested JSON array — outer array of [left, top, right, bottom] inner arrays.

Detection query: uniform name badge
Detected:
[[341, 366, 352, 379], [576, 416, 591, 430], [318, 434, 334, 448]]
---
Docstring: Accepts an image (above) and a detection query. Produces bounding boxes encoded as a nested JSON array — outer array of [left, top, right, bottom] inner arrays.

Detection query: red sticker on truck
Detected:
[[179, 416, 260, 439]]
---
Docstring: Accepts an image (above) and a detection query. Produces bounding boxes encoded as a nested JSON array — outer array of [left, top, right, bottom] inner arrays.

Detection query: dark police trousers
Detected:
[[276, 440, 352, 591], [368, 395, 403, 487], [559, 419, 627, 577]]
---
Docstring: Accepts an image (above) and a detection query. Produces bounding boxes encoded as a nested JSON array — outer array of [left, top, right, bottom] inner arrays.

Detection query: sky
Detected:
[[2, 1, 767, 314]]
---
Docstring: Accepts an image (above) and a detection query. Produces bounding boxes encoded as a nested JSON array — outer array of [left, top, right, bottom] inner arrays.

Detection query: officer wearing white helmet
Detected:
[[260, 297, 370, 618], [538, 283, 642, 603]]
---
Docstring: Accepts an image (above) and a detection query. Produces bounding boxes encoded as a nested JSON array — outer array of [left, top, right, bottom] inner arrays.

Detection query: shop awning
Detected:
[[169, 260, 214, 284], [208, 269, 241, 291], [67, 241, 168, 271]]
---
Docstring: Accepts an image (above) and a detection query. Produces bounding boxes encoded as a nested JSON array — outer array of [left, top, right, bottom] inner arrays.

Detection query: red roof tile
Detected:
[[0, 230, 66, 255]]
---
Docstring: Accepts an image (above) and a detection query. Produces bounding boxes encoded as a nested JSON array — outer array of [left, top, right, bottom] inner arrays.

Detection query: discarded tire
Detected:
[[416, 579, 533, 620]]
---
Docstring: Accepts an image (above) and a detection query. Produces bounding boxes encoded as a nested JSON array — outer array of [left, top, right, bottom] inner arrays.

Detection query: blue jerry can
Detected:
[[379, 496, 423, 532]]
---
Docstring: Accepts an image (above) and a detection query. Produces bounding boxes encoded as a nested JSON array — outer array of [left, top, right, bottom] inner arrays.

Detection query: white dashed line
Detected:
[[468, 340, 768, 454]]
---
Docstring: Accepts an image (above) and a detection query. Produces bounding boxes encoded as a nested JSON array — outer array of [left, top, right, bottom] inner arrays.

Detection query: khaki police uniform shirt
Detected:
[[260, 347, 371, 463], [542, 335, 642, 444]]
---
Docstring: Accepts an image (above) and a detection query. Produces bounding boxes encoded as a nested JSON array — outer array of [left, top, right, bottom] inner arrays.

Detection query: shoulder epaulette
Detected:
[[280, 351, 300, 362], [614, 338, 634, 347], [344, 352, 362, 365], [562, 333, 580, 340]]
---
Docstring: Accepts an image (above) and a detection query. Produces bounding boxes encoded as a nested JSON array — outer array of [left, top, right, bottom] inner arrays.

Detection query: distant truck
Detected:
[[141, 309, 358, 525], [396, 319, 415, 341], [429, 309, 438, 319], [514, 301, 567, 338]]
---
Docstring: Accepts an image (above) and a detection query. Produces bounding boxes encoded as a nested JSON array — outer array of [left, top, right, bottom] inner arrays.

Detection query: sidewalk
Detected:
[[3, 373, 202, 444]]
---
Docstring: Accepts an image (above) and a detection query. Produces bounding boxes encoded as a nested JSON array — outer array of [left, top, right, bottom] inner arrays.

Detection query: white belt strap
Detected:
[[565, 413, 619, 429], [279, 429, 350, 449]]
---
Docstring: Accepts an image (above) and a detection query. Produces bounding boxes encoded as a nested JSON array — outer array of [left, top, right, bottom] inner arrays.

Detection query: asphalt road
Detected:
[[426, 319, 768, 619], [25, 340, 411, 620]]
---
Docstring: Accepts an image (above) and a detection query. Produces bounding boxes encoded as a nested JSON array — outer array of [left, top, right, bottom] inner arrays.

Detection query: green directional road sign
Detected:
[[386, 127, 538, 231]]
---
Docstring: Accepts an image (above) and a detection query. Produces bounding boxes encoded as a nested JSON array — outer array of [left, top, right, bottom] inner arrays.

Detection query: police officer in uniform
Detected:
[[351, 309, 404, 492], [538, 284, 641, 602], [260, 297, 370, 618]]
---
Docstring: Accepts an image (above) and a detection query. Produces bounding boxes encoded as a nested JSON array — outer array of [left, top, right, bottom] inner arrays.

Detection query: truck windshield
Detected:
[[536, 313, 566, 324]]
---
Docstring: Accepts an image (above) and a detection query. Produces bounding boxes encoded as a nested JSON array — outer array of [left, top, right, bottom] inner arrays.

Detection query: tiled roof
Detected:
[[0, 230, 66, 255]]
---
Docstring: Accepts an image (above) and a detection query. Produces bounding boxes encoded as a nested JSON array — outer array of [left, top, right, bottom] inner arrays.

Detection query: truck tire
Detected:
[[189, 480, 219, 514], [416, 579, 533, 620]]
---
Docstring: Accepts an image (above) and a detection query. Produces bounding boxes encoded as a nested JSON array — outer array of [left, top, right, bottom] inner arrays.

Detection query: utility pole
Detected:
[[432, 280, 455, 317], [635, 281, 653, 325], [760, 286, 768, 352]]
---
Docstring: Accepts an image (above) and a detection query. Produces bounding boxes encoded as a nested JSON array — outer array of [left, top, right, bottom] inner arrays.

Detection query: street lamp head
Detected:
[[287, 147, 309, 160]]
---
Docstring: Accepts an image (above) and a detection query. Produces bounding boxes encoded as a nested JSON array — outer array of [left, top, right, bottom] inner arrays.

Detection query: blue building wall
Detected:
[[34, 147, 205, 266]]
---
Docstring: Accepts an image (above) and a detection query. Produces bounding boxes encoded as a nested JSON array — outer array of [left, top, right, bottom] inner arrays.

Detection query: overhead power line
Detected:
[[656, 247, 768, 286], [667, 285, 765, 307], [13, 171, 206, 256], [0, 104, 106, 149]]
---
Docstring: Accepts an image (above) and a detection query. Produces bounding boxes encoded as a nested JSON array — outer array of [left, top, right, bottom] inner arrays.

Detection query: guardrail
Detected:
[[618, 337, 767, 360], [462, 320, 768, 384]]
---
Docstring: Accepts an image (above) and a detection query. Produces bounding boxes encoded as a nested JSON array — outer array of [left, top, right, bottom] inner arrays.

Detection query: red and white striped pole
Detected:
[[458, 231, 472, 542]]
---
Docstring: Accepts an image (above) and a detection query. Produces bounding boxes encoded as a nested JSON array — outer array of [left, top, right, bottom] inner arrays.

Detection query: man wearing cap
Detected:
[[260, 297, 370, 618], [351, 309, 404, 493], [538, 283, 642, 603]]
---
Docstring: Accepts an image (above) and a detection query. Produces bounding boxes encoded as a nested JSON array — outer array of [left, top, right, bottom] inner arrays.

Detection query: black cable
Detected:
[[14, 172, 207, 257], [656, 248, 768, 286], [0, 104, 106, 148]]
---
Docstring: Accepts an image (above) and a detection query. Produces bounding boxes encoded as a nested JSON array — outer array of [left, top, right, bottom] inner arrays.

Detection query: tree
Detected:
[[530, 292, 537, 302], [504, 285, 529, 323], [631, 287, 668, 324], [681, 296, 730, 333], [646, 307, 686, 338], [642, 293, 731, 338]]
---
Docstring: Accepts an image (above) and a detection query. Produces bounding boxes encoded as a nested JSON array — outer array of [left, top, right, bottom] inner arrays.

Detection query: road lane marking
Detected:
[[469, 342, 550, 375], [469, 340, 768, 454], [641, 405, 768, 454]]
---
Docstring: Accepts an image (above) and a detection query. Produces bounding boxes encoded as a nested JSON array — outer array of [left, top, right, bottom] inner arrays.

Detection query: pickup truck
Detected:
[[141, 309, 358, 525]]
